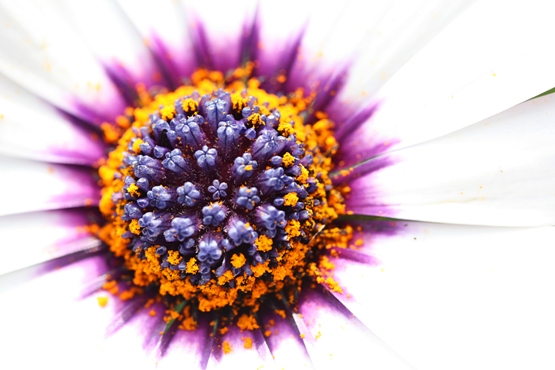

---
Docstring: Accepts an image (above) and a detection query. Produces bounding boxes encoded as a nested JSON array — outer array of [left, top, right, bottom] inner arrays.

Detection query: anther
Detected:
[[195, 145, 218, 171], [177, 182, 203, 206], [164, 217, 199, 242], [235, 187, 260, 210], [202, 203, 228, 227], [207, 180, 228, 200]]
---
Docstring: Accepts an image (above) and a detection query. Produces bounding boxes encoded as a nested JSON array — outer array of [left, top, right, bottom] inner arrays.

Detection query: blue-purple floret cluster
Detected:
[[117, 90, 317, 285]]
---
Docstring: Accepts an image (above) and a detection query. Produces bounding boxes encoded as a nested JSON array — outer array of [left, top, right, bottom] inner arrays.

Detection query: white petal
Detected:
[[338, 0, 555, 164], [289, 0, 473, 98], [0, 209, 101, 276], [0, 156, 99, 216], [51, 0, 164, 88], [295, 289, 413, 370], [334, 0, 475, 101], [329, 222, 555, 370], [117, 0, 197, 84], [347, 93, 555, 226], [0, 255, 117, 369], [0, 2, 126, 122], [0, 74, 106, 165]]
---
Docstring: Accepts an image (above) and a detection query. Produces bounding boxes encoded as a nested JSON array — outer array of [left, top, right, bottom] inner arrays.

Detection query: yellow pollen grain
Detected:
[[96, 296, 108, 307], [275, 309, 286, 319], [128, 219, 141, 235], [127, 183, 141, 198], [297, 165, 309, 183], [167, 250, 182, 265], [160, 105, 176, 120], [247, 113, 263, 127], [237, 314, 260, 331], [255, 235, 273, 252], [277, 121, 294, 137], [231, 254, 247, 269], [219, 326, 229, 335], [186, 258, 199, 274], [285, 219, 301, 238], [181, 98, 198, 114], [242, 337, 253, 349], [222, 341, 232, 354], [282, 152, 296, 167], [283, 193, 298, 207], [132, 138, 144, 154]]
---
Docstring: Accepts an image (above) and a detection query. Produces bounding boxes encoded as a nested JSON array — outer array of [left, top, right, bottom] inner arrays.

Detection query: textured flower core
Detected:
[[97, 69, 350, 329]]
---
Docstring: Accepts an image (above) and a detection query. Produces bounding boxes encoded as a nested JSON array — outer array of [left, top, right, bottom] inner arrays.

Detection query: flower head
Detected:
[[1, 1, 555, 370]]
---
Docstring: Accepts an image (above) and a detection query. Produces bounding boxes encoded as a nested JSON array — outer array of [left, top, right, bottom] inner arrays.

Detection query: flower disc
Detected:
[[98, 68, 351, 330]]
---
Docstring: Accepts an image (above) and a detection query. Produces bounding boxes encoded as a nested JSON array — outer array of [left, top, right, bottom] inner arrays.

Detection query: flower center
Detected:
[[97, 69, 350, 329]]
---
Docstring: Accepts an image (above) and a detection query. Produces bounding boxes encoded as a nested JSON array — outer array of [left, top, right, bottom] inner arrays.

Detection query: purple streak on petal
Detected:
[[330, 100, 399, 169], [103, 63, 142, 106], [344, 170, 402, 218], [71, 98, 127, 126], [78, 267, 126, 299], [189, 20, 215, 70], [332, 102, 380, 143], [210, 329, 226, 362], [0, 249, 108, 295], [36, 245, 107, 275], [32, 110, 108, 165], [298, 283, 361, 328], [240, 8, 261, 67], [306, 69, 348, 124], [142, 303, 168, 351], [331, 151, 395, 185], [328, 247, 380, 266], [259, 304, 313, 363], [330, 216, 406, 260], [105, 296, 149, 338], [149, 34, 197, 89], [158, 310, 182, 357], [48, 165, 101, 211], [20, 209, 104, 268], [257, 29, 306, 94], [156, 313, 210, 366]]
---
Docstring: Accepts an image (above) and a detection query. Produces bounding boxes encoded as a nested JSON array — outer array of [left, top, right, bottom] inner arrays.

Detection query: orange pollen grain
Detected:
[[230, 253, 247, 269], [222, 341, 232, 354], [242, 337, 253, 349]]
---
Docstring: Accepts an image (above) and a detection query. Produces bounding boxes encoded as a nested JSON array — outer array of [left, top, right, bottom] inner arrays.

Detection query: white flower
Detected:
[[0, 1, 554, 370]]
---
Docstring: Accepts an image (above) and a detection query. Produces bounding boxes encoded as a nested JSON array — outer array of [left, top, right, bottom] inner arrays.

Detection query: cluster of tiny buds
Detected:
[[116, 89, 322, 285]]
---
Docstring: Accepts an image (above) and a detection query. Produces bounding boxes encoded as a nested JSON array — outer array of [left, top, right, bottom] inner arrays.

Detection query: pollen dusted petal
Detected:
[[51, 1, 169, 93], [259, 307, 315, 369], [0, 2, 127, 123], [296, 288, 413, 370], [205, 326, 271, 370], [328, 221, 555, 370], [0, 74, 107, 165], [329, 0, 475, 116], [346, 93, 555, 227], [0, 208, 103, 276], [117, 0, 198, 86], [337, 1, 555, 166], [0, 254, 118, 368], [0, 156, 100, 216]]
